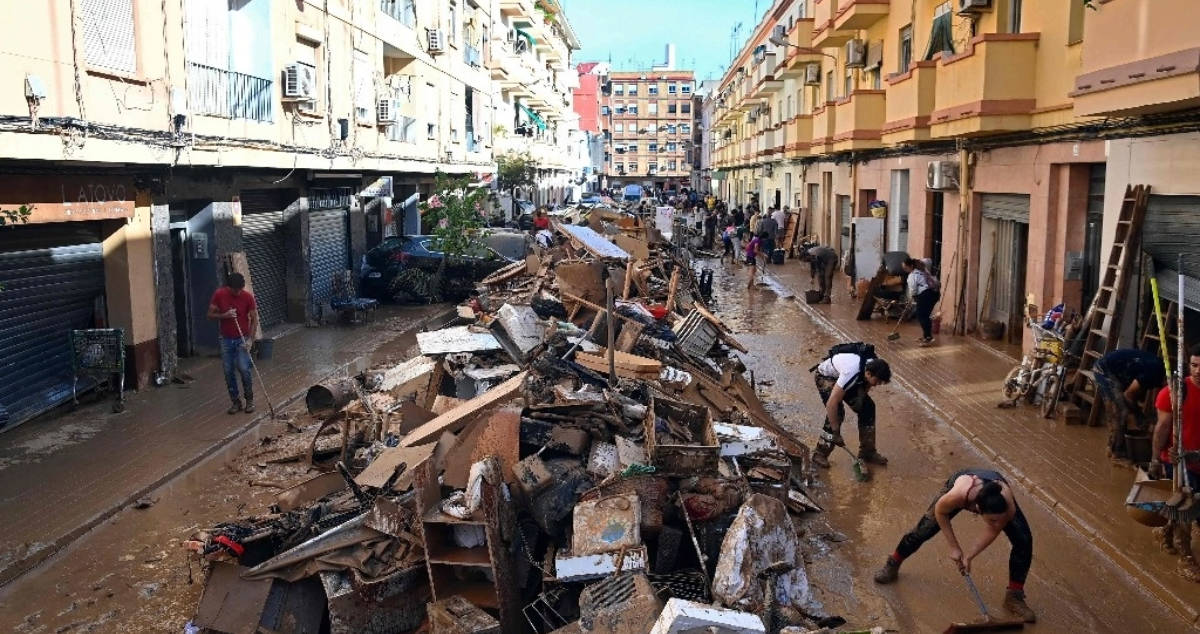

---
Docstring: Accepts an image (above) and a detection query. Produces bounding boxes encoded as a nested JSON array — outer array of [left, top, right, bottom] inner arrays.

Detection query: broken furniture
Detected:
[[331, 269, 379, 324]]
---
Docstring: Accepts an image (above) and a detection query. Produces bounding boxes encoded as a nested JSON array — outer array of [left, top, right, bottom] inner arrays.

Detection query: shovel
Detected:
[[944, 572, 1025, 633]]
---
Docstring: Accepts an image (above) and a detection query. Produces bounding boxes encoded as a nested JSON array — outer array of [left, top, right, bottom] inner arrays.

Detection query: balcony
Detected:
[[832, 0, 890, 33], [500, 0, 536, 18], [187, 63, 273, 122], [784, 115, 814, 159], [811, 101, 838, 154], [812, 0, 853, 48], [1071, 0, 1200, 116], [781, 19, 820, 78], [831, 90, 885, 152], [881, 61, 937, 144], [930, 33, 1040, 139], [752, 54, 783, 98]]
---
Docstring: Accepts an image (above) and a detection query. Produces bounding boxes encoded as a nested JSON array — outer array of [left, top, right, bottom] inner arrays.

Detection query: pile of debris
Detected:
[[187, 216, 841, 634]]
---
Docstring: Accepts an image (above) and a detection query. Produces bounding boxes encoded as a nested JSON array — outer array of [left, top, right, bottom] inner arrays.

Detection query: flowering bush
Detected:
[[418, 172, 490, 265]]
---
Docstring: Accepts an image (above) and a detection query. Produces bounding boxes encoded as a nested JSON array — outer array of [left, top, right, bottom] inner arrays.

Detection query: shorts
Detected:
[[745, 255, 756, 266]]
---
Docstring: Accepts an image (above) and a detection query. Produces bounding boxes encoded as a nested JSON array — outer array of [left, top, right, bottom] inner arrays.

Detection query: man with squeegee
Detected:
[[874, 468, 1036, 629]]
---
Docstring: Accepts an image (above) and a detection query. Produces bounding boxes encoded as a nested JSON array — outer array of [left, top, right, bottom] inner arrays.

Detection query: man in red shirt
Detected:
[[1150, 343, 1200, 578], [207, 273, 259, 414]]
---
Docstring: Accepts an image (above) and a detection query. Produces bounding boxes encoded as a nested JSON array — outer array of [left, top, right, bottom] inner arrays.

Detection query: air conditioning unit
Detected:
[[283, 63, 316, 99], [845, 39, 867, 68], [377, 97, 397, 123], [426, 28, 445, 54], [772, 25, 787, 41], [927, 160, 961, 190], [957, 0, 992, 13], [804, 63, 821, 85]]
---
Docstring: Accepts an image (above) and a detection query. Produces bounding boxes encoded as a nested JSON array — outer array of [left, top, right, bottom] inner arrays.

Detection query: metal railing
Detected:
[[379, 0, 416, 27], [187, 62, 273, 122]]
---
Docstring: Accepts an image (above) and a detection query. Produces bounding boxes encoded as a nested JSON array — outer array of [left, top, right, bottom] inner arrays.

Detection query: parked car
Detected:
[[360, 234, 521, 302]]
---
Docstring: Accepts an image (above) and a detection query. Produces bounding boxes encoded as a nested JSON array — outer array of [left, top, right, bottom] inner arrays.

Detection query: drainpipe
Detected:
[[954, 144, 972, 336]]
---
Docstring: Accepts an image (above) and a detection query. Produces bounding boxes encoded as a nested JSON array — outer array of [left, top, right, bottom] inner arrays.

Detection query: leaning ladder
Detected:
[[1139, 296, 1177, 419], [1069, 184, 1151, 426]]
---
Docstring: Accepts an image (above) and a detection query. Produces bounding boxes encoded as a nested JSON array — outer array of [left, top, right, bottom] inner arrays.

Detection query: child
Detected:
[[745, 232, 763, 288]]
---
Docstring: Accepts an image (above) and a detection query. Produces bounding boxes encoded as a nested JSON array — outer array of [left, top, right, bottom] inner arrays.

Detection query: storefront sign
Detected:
[[0, 174, 135, 224], [359, 176, 393, 198], [310, 187, 353, 210]]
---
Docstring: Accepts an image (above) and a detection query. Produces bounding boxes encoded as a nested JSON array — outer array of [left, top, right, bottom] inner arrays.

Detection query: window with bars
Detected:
[[81, 0, 138, 74]]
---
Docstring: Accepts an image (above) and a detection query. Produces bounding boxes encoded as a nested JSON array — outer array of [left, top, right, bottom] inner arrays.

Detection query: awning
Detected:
[[515, 28, 536, 47], [518, 103, 547, 131]]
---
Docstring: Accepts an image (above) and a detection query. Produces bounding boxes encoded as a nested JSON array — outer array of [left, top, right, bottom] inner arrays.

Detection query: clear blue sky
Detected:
[[560, 0, 766, 81]]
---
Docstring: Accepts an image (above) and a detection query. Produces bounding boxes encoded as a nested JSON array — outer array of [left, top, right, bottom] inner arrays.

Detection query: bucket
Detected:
[[255, 338, 274, 360], [1125, 432, 1153, 465], [980, 320, 1005, 340], [771, 249, 785, 265], [804, 289, 824, 304]]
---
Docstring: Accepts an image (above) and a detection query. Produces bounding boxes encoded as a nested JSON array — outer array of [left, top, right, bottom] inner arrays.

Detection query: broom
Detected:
[[834, 444, 870, 482], [1160, 259, 1200, 524]]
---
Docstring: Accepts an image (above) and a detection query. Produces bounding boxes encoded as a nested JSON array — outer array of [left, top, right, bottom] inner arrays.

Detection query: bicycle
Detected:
[[999, 320, 1069, 417]]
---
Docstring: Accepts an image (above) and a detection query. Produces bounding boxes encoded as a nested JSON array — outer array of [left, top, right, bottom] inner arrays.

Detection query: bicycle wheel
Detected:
[[1041, 369, 1063, 419], [1002, 366, 1026, 402]]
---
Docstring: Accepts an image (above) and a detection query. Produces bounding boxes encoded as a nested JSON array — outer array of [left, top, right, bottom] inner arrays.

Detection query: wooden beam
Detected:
[[401, 371, 527, 447]]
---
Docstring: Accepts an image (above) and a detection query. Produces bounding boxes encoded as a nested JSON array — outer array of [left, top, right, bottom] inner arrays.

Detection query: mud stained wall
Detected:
[[102, 189, 160, 388]]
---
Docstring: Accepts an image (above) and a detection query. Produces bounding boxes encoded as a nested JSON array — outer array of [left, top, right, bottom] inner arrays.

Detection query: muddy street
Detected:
[[703, 258, 1192, 633]]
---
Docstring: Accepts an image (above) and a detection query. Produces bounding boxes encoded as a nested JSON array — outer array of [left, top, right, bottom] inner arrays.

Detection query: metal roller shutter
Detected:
[[240, 189, 292, 328], [1145, 194, 1200, 311], [981, 194, 1031, 223], [309, 208, 349, 312], [0, 226, 105, 429]]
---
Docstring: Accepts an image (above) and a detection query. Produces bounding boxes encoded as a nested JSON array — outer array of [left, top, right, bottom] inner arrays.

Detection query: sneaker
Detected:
[[244, 401, 256, 414], [227, 401, 243, 415], [859, 450, 889, 466], [1003, 590, 1037, 623], [919, 337, 934, 347], [873, 558, 900, 584], [812, 453, 831, 469]]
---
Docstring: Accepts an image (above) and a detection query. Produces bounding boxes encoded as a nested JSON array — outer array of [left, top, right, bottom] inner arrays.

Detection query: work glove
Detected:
[[1148, 460, 1165, 480]]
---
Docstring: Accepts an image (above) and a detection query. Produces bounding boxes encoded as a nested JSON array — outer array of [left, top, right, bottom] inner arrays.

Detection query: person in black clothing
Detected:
[[903, 258, 941, 345], [731, 206, 745, 229], [804, 245, 839, 303], [1094, 349, 1167, 458], [703, 210, 718, 249], [874, 468, 1037, 623]]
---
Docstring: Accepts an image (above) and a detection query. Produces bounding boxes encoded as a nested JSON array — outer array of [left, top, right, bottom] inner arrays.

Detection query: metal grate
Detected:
[[187, 62, 274, 122], [309, 209, 349, 315]]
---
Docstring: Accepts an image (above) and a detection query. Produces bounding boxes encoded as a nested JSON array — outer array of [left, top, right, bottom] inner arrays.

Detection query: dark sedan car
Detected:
[[360, 235, 519, 302]]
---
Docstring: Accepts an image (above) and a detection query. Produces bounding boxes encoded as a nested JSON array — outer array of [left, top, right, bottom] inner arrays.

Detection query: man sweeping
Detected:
[[207, 272, 258, 414], [810, 343, 891, 468], [1148, 343, 1200, 580], [873, 468, 1037, 623], [803, 244, 839, 304]]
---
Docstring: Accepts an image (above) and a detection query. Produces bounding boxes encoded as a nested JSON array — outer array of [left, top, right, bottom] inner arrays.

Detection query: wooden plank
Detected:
[[401, 371, 527, 447], [622, 259, 634, 300], [666, 269, 681, 314]]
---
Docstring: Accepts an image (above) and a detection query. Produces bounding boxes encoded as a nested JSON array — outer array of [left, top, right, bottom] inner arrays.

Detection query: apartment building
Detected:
[[573, 62, 609, 193], [0, 0, 580, 430], [599, 69, 698, 194], [692, 80, 720, 194], [710, 0, 1200, 352], [489, 0, 583, 208]]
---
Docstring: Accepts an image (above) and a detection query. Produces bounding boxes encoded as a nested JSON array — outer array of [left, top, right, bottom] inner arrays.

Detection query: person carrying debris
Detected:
[[804, 244, 839, 303], [810, 343, 891, 467], [903, 257, 941, 346], [207, 273, 258, 414], [1149, 344, 1200, 578], [1094, 348, 1166, 459], [873, 468, 1037, 623]]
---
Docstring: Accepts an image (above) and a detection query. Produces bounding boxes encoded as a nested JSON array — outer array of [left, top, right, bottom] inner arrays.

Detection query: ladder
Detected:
[[1069, 184, 1151, 426], [1138, 298, 1177, 419]]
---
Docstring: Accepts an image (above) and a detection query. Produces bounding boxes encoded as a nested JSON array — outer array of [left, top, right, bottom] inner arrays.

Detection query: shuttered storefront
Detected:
[[1145, 194, 1200, 310], [0, 224, 106, 429], [239, 189, 291, 328], [981, 195, 1030, 342], [309, 208, 349, 313]]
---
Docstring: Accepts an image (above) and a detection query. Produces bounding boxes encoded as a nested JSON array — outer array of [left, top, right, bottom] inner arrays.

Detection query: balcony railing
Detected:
[[187, 62, 273, 123], [380, 0, 415, 27]]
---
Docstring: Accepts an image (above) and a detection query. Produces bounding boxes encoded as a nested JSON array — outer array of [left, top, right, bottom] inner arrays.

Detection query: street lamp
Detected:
[[767, 35, 840, 63]]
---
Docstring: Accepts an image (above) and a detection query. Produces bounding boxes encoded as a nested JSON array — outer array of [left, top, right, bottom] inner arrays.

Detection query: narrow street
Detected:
[[703, 257, 1193, 632]]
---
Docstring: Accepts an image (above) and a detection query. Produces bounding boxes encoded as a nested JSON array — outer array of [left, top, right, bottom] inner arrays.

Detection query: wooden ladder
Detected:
[[1069, 184, 1151, 426], [1138, 297, 1177, 418]]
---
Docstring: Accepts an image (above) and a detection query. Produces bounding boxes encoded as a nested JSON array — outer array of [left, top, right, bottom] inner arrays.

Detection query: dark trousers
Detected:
[[1093, 363, 1131, 453], [816, 259, 836, 301], [894, 472, 1033, 584], [813, 375, 877, 457], [916, 288, 940, 339]]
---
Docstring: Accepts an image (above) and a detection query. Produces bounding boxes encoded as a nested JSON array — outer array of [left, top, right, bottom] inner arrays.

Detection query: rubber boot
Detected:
[[1003, 590, 1037, 623], [873, 558, 900, 584], [1155, 524, 1178, 555], [858, 426, 889, 466], [244, 399, 256, 414], [227, 400, 243, 415], [813, 433, 834, 469]]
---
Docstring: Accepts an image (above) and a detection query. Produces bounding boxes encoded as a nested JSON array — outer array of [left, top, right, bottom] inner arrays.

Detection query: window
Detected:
[[628, 105, 638, 115], [614, 84, 624, 95], [388, 115, 418, 142], [844, 69, 853, 98], [615, 162, 624, 173], [601, 105, 610, 115], [1008, 0, 1023, 34], [666, 124, 676, 134], [898, 25, 913, 72], [649, 143, 658, 152], [81, 0, 138, 74], [870, 68, 881, 90], [354, 50, 373, 123], [381, 0, 417, 27], [667, 103, 676, 114], [465, 89, 479, 151], [629, 143, 638, 153], [681, 103, 691, 114], [647, 124, 656, 134], [786, 96, 793, 119], [649, 102, 659, 115], [681, 84, 691, 94], [648, 162, 657, 174], [448, 1, 458, 44], [667, 141, 677, 151], [797, 0, 807, 19], [629, 161, 638, 172], [680, 124, 690, 134], [648, 84, 659, 95], [1068, 0, 1084, 43], [627, 83, 638, 95], [668, 83, 677, 94], [615, 123, 623, 133], [669, 160, 677, 170], [427, 122, 436, 139], [825, 70, 834, 101]]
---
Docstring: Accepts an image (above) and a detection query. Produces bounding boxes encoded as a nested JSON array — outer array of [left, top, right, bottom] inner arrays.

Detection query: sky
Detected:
[[560, 0, 768, 82]]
